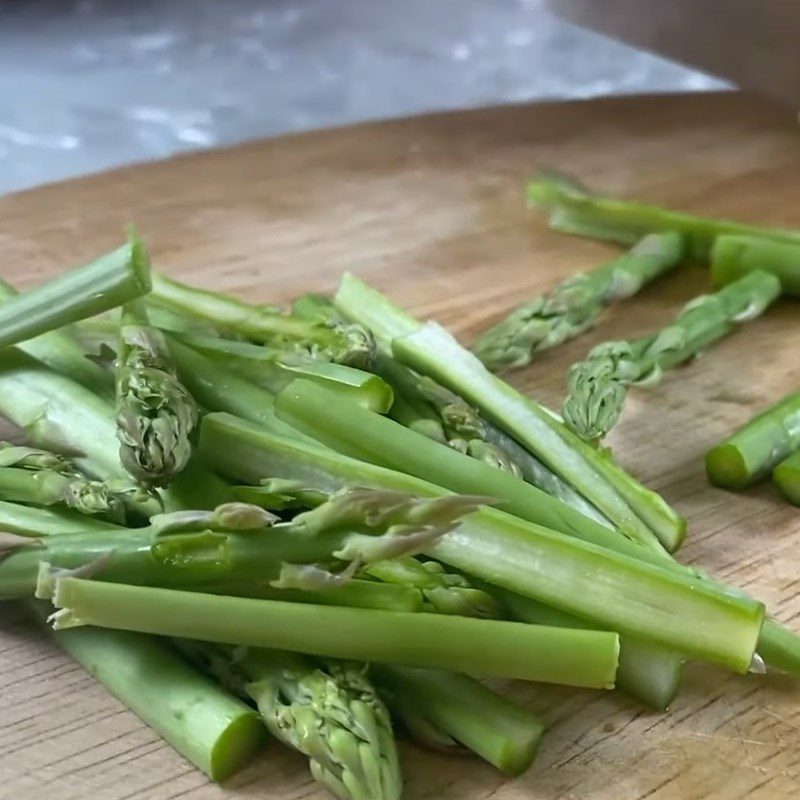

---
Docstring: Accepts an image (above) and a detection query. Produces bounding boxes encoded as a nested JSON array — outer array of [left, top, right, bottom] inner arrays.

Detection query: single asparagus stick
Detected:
[[563, 271, 782, 444], [498, 590, 683, 711], [706, 389, 800, 490], [373, 665, 544, 776], [711, 235, 800, 297], [473, 232, 685, 370], [27, 601, 265, 780], [0, 238, 151, 350], [758, 618, 800, 675], [42, 577, 621, 686], [0, 277, 112, 396], [177, 642, 402, 800], [527, 171, 800, 258], [774, 450, 800, 505], [336, 273, 684, 552], [199, 412, 765, 671], [0, 498, 122, 536], [151, 273, 375, 368], [115, 301, 199, 486]]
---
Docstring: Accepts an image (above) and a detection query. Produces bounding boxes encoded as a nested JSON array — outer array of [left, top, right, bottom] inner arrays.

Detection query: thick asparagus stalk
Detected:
[[198, 412, 765, 671], [473, 232, 685, 370], [27, 601, 265, 780], [712, 235, 800, 297], [706, 389, 800, 489], [0, 239, 151, 349], [373, 665, 544, 776], [774, 451, 800, 505], [42, 578, 621, 686], [527, 171, 800, 258], [563, 271, 782, 444], [337, 274, 684, 552], [177, 642, 402, 800], [0, 498, 121, 536]]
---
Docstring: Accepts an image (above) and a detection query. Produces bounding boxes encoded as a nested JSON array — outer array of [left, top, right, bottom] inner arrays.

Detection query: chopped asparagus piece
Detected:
[[712, 235, 800, 297], [774, 450, 800, 505]]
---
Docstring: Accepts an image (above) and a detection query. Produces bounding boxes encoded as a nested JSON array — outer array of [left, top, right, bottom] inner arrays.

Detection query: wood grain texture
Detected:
[[1, 92, 800, 800]]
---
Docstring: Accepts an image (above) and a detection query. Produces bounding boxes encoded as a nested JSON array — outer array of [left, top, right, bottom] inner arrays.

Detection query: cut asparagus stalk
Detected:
[[563, 271, 782, 444], [26, 601, 265, 781], [198, 412, 765, 671], [176, 642, 402, 800], [527, 171, 800, 258], [373, 665, 544, 776], [0, 498, 122, 536], [0, 277, 112, 397], [712, 235, 800, 297], [498, 590, 683, 711], [757, 618, 800, 676], [336, 274, 683, 552], [774, 451, 800, 506], [115, 301, 199, 486], [706, 389, 800, 489], [0, 238, 151, 349], [473, 232, 685, 370]]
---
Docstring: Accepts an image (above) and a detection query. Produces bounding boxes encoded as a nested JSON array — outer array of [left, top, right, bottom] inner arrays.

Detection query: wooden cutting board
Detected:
[[1, 92, 800, 800]]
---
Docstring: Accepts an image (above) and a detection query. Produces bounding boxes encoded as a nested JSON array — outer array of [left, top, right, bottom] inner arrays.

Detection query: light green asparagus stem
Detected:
[[0, 498, 122, 536], [172, 332, 394, 413], [0, 277, 112, 397], [0, 239, 151, 350], [774, 450, 800, 505], [199, 412, 765, 671], [706, 389, 800, 489], [177, 643, 402, 800], [337, 273, 683, 552], [711, 235, 800, 297], [27, 601, 265, 780], [527, 171, 800, 258], [231, 479, 329, 510], [115, 301, 199, 486], [151, 273, 375, 368], [563, 271, 782, 445], [373, 665, 544, 776], [498, 590, 683, 711], [757, 618, 800, 676], [473, 232, 685, 370]]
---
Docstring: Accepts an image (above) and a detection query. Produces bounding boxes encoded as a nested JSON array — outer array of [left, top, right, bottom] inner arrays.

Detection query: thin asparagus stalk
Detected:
[[373, 665, 544, 776], [0, 277, 112, 397], [527, 171, 800, 258], [0, 498, 122, 536], [336, 274, 684, 552], [176, 642, 402, 800], [151, 273, 375, 368], [199, 412, 765, 671], [42, 578, 621, 686], [562, 271, 782, 444], [498, 590, 683, 711], [757, 619, 800, 675], [115, 301, 199, 486], [774, 451, 800, 505], [711, 235, 800, 297], [0, 238, 151, 349], [473, 232, 685, 370], [706, 389, 800, 489], [27, 601, 266, 781]]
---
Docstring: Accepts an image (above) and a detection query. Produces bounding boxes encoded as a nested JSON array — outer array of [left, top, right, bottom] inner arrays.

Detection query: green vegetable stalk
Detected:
[[562, 271, 782, 444], [0, 498, 121, 537], [712, 235, 800, 297], [773, 451, 800, 505], [473, 232, 685, 370]]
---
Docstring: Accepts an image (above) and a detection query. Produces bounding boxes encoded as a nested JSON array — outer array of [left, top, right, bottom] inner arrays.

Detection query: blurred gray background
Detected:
[[0, 0, 725, 195]]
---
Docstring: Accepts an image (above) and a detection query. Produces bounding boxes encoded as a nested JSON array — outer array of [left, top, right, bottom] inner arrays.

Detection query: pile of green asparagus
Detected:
[[0, 173, 799, 799]]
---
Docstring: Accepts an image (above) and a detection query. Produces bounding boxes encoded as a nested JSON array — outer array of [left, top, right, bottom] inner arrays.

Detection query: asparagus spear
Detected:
[[0, 498, 122, 536], [473, 232, 685, 370], [199, 412, 765, 671], [563, 271, 782, 444], [706, 389, 800, 489], [336, 273, 684, 552], [373, 665, 544, 776], [177, 643, 402, 800], [711, 235, 800, 297], [0, 239, 151, 349], [773, 451, 800, 505], [151, 273, 376, 368], [27, 602, 266, 781], [527, 171, 800, 258], [41, 575, 621, 686]]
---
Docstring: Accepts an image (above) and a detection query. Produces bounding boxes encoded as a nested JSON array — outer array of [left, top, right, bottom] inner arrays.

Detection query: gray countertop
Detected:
[[0, 0, 725, 196]]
